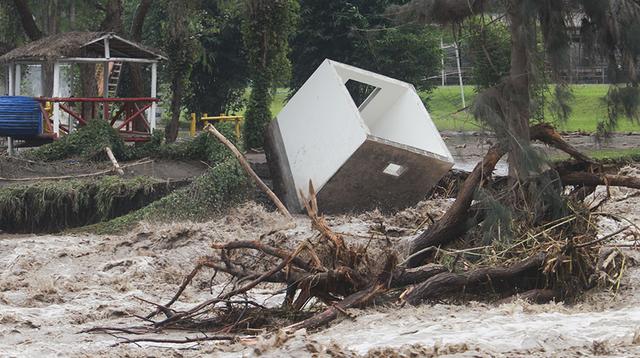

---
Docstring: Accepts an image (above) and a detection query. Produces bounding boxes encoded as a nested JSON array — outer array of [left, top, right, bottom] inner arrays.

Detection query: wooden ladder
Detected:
[[107, 62, 123, 97]]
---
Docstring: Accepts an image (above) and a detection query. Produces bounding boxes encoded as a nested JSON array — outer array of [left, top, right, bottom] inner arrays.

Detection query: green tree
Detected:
[[462, 17, 511, 90], [390, 0, 640, 267], [186, 1, 250, 116], [290, 0, 440, 103], [0, 1, 24, 55], [241, 0, 299, 149], [163, 0, 199, 143], [394, 0, 640, 178]]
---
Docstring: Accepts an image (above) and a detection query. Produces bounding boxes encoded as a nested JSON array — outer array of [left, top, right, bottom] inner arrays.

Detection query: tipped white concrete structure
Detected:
[[266, 59, 454, 213]]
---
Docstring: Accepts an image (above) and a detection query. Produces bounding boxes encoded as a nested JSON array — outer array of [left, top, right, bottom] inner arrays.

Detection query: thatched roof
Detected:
[[0, 32, 165, 63]]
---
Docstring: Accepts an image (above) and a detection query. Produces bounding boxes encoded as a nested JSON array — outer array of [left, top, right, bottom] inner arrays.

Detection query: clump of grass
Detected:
[[90, 158, 253, 234], [25, 119, 240, 165], [129, 122, 240, 163], [26, 120, 128, 161], [0, 176, 185, 233]]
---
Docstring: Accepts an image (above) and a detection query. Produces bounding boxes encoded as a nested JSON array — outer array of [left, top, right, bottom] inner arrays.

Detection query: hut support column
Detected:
[[14, 64, 21, 96], [52, 62, 61, 137], [7, 63, 15, 155], [8, 63, 14, 95], [103, 37, 110, 122], [150, 62, 157, 130]]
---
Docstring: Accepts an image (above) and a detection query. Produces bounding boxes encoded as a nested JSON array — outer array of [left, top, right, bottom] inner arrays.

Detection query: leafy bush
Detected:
[[26, 120, 128, 161], [25, 120, 240, 165], [132, 121, 241, 163]]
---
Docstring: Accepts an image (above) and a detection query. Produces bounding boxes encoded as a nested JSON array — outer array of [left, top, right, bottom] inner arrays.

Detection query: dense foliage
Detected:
[[26, 119, 128, 161], [186, 1, 250, 116], [290, 0, 440, 103], [163, 0, 199, 142], [26, 117, 240, 164], [241, 0, 299, 149], [462, 17, 511, 90]]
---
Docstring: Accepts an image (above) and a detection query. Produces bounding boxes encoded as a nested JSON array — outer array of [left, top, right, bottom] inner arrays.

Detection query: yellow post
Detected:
[[190, 113, 197, 137], [235, 119, 241, 140], [43, 101, 53, 133]]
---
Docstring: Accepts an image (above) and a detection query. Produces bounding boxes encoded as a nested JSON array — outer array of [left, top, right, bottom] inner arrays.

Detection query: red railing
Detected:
[[36, 97, 158, 142]]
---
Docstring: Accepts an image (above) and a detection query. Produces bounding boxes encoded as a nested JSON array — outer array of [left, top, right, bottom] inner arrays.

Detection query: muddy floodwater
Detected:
[[2, 135, 640, 356], [1, 170, 640, 357], [445, 132, 640, 175]]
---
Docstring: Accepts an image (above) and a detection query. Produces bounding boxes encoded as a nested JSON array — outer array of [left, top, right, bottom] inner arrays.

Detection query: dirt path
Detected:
[[0, 157, 208, 187]]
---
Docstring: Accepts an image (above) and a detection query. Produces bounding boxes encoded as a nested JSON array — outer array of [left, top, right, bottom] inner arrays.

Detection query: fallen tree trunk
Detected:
[[203, 123, 292, 219], [403, 253, 546, 305], [560, 172, 640, 190], [391, 264, 447, 287], [284, 282, 388, 333], [407, 144, 506, 267], [529, 123, 594, 164], [105, 147, 124, 175]]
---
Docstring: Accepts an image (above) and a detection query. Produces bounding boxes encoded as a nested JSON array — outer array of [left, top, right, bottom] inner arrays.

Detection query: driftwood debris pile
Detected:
[[87, 124, 638, 346]]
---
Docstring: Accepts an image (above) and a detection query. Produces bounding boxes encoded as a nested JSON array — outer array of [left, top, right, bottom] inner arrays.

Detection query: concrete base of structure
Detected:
[[266, 122, 454, 214]]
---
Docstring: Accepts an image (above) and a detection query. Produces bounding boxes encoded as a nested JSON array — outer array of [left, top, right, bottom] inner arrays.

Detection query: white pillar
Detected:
[[14, 64, 21, 96], [103, 37, 110, 99], [454, 42, 466, 108], [40, 64, 46, 97], [103, 62, 109, 98], [7, 64, 15, 155], [8, 63, 14, 96], [52, 62, 61, 136], [149, 62, 158, 130], [440, 38, 445, 86]]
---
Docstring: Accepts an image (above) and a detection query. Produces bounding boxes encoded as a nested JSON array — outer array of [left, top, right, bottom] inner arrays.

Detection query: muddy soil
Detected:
[[0, 157, 208, 187], [1, 166, 639, 357]]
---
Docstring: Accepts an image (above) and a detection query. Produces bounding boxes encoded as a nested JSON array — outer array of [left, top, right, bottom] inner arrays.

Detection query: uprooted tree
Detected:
[[85, 0, 640, 345], [390, 0, 640, 266]]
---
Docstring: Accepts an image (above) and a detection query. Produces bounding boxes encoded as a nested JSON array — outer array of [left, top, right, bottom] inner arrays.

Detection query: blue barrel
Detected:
[[0, 96, 43, 138]]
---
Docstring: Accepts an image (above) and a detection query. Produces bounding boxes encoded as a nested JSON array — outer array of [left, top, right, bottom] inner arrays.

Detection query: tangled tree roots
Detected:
[[86, 124, 637, 346]]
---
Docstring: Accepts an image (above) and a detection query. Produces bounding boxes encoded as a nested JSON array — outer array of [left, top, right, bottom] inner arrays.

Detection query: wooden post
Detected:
[[52, 62, 61, 136], [103, 37, 110, 98], [105, 147, 124, 175], [203, 123, 292, 219], [149, 62, 157, 130], [190, 113, 197, 137]]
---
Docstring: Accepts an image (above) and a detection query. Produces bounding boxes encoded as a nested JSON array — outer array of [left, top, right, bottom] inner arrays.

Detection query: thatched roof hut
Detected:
[[0, 32, 165, 63], [2, 32, 165, 142]]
